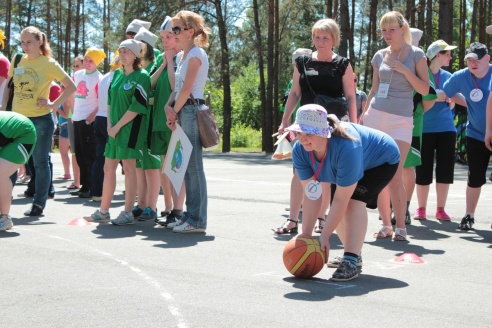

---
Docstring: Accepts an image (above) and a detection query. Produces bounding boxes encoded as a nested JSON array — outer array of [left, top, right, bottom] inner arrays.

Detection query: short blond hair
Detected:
[[312, 19, 340, 47], [380, 11, 412, 45]]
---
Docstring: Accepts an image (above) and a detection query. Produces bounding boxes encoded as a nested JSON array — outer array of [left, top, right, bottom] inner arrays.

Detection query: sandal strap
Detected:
[[287, 219, 298, 226], [395, 227, 407, 238], [317, 217, 325, 222]]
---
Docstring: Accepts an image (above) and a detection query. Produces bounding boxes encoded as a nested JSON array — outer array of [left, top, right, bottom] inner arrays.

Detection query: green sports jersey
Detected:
[[108, 68, 150, 150], [0, 111, 37, 145], [152, 53, 174, 132]]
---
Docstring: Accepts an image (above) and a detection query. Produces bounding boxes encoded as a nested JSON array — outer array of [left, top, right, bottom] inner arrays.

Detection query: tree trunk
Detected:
[[470, 0, 478, 42], [349, 0, 355, 68], [252, 0, 267, 151], [338, 0, 349, 58], [5, 0, 12, 58], [439, 0, 453, 43], [326, 0, 333, 17], [363, 0, 378, 92], [273, 0, 280, 131], [264, 0, 274, 152], [425, 0, 432, 47], [213, 0, 232, 152]]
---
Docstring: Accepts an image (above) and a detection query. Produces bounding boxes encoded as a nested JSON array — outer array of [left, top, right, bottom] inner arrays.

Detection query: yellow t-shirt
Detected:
[[8, 55, 69, 117]]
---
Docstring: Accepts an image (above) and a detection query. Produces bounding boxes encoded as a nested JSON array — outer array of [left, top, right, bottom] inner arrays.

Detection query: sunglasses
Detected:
[[172, 26, 190, 35]]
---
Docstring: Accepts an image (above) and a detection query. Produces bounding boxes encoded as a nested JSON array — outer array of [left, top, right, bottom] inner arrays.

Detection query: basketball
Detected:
[[283, 236, 325, 278]]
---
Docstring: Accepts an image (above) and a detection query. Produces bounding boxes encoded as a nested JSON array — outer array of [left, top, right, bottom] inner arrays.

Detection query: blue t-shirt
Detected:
[[293, 122, 400, 187], [442, 65, 492, 141], [423, 69, 456, 133]]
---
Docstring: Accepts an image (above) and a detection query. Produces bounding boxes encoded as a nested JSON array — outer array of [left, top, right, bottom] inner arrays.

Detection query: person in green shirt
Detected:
[[0, 111, 37, 230], [84, 39, 151, 226]]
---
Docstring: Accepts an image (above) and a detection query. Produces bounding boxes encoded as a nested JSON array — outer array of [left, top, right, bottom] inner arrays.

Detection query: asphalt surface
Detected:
[[1, 152, 491, 328]]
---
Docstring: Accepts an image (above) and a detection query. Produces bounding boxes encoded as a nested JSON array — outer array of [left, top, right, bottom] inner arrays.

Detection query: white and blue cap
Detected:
[[119, 39, 142, 57], [285, 104, 332, 138], [134, 27, 158, 48], [160, 16, 173, 33]]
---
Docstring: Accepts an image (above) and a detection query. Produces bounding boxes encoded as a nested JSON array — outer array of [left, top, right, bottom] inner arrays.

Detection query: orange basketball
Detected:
[[283, 236, 325, 278]]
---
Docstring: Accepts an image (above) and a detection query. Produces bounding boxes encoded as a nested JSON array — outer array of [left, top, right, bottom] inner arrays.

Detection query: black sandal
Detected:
[[314, 217, 325, 233], [272, 219, 298, 234]]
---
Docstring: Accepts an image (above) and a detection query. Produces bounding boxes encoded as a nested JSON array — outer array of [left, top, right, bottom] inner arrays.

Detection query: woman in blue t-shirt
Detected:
[[414, 40, 457, 222], [286, 104, 400, 282]]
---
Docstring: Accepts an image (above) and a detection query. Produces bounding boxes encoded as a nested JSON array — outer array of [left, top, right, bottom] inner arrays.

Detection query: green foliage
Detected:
[[231, 63, 262, 129], [230, 124, 262, 148]]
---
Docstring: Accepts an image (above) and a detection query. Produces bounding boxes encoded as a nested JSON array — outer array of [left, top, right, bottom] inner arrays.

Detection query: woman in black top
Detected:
[[274, 18, 356, 235]]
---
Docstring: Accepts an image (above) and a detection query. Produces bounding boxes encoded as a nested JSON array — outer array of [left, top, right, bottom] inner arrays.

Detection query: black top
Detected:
[[296, 54, 350, 105]]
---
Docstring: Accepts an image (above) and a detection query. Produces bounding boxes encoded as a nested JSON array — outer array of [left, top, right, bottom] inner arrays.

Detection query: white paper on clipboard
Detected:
[[163, 123, 193, 194]]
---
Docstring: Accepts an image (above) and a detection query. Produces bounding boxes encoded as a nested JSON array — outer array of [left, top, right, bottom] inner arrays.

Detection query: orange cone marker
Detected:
[[68, 218, 91, 226], [395, 252, 425, 264]]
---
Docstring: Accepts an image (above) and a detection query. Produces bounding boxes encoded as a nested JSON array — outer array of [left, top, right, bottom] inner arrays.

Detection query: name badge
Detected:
[[305, 180, 322, 200], [14, 67, 25, 75], [470, 89, 483, 102], [377, 83, 390, 98]]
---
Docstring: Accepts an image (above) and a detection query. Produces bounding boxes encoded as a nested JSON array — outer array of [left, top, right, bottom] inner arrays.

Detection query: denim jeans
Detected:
[[91, 116, 108, 197], [26, 153, 55, 196], [179, 104, 208, 229], [29, 113, 55, 208]]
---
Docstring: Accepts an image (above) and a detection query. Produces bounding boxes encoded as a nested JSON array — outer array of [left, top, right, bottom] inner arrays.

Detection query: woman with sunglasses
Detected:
[[164, 11, 211, 233], [360, 11, 429, 241]]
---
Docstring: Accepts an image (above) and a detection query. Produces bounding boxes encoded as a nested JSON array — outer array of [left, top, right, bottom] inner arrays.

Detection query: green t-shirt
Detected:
[[152, 53, 175, 132], [280, 80, 300, 123], [108, 68, 151, 150], [0, 111, 37, 145]]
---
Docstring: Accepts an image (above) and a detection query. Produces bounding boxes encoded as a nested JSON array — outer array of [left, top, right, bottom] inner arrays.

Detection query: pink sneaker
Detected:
[[436, 209, 451, 221], [414, 208, 426, 220]]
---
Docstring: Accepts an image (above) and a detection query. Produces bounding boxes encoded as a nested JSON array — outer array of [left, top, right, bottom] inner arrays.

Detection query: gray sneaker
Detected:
[[137, 207, 157, 221], [330, 260, 359, 282], [111, 211, 134, 225], [327, 255, 363, 268], [0, 215, 13, 231], [84, 209, 110, 223]]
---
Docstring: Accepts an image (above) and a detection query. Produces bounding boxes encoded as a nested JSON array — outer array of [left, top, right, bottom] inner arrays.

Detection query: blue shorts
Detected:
[[59, 122, 69, 139]]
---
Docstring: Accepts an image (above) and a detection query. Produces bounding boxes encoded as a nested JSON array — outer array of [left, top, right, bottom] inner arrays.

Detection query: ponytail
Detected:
[[327, 115, 358, 141]]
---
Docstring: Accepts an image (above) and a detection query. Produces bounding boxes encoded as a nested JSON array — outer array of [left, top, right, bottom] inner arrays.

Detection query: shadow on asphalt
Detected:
[[0, 231, 21, 238], [282, 274, 408, 301], [365, 235, 445, 257], [91, 221, 216, 247], [204, 152, 293, 167]]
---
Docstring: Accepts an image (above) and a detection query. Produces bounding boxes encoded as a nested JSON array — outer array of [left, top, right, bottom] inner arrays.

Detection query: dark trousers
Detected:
[[73, 120, 97, 194], [26, 153, 55, 196], [91, 116, 108, 197]]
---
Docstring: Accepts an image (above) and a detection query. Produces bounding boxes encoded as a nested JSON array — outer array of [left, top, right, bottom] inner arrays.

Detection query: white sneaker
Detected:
[[0, 215, 14, 231], [166, 220, 185, 229], [173, 223, 205, 233]]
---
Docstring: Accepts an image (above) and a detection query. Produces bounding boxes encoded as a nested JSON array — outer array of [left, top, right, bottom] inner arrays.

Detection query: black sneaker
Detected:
[[330, 260, 359, 282], [132, 206, 143, 217], [78, 191, 91, 198], [24, 204, 43, 217], [156, 210, 183, 226], [390, 209, 411, 225], [459, 214, 474, 230]]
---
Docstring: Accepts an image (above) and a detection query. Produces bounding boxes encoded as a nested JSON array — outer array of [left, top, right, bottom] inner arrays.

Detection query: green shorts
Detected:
[[0, 142, 35, 165], [149, 130, 172, 155], [104, 137, 142, 160], [136, 147, 162, 170]]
